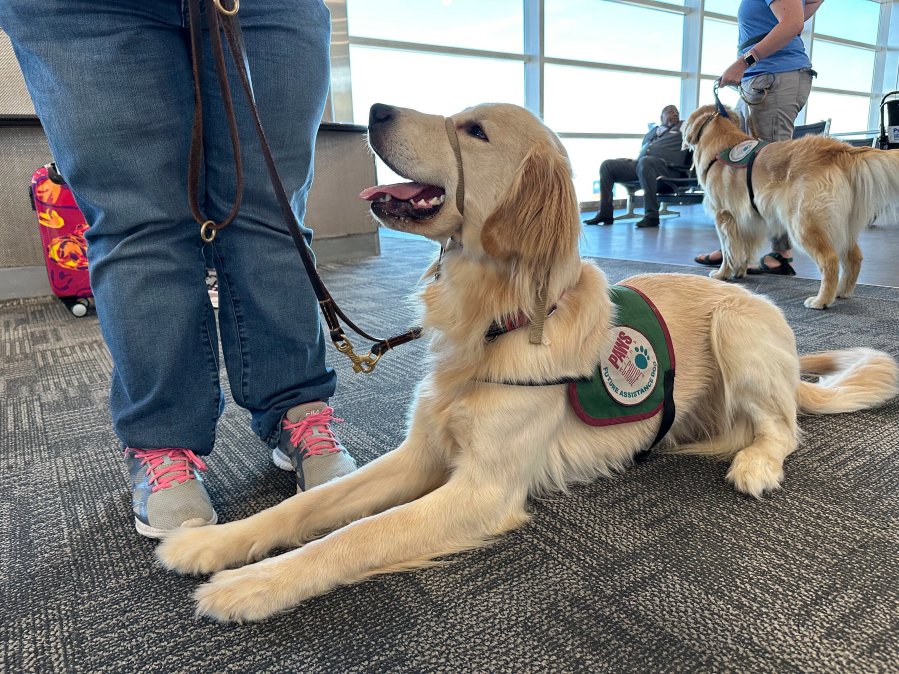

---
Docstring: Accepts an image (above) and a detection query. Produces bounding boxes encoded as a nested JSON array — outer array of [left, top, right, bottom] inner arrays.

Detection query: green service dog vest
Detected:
[[568, 285, 676, 451], [715, 139, 770, 214], [717, 139, 770, 167]]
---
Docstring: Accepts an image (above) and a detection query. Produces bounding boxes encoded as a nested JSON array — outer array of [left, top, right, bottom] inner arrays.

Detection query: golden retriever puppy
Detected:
[[682, 104, 899, 309], [156, 103, 898, 623]]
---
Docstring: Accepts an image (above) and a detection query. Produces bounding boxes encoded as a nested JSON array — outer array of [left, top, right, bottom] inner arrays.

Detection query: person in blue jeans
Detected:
[[0, 0, 356, 538]]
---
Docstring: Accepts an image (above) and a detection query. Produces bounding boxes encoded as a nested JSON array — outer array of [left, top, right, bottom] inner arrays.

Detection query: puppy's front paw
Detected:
[[803, 296, 829, 310], [194, 565, 288, 623], [156, 522, 262, 575], [709, 268, 728, 281], [726, 451, 784, 498]]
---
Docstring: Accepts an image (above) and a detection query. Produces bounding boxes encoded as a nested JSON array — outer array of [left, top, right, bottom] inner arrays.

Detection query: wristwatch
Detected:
[[742, 51, 758, 67]]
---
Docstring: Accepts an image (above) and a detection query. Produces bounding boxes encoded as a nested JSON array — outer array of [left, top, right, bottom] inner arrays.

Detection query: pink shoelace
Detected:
[[282, 406, 343, 457], [127, 448, 208, 493]]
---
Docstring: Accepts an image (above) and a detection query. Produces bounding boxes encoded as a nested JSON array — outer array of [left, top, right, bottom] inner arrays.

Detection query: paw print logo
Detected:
[[634, 345, 650, 369]]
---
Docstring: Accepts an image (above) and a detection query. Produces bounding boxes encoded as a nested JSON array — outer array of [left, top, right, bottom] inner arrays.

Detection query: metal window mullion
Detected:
[[682, 0, 702, 114], [523, 0, 544, 119], [325, 0, 353, 123], [796, 10, 815, 125], [810, 85, 878, 99], [347, 36, 525, 62], [557, 132, 645, 140], [871, 1, 892, 131], [543, 56, 685, 78], [811, 34, 878, 51], [702, 11, 736, 23]]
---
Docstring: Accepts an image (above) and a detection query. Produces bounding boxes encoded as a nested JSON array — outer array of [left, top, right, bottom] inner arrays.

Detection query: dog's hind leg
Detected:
[[191, 469, 530, 622], [708, 301, 800, 497], [837, 242, 863, 299], [796, 215, 841, 309], [157, 429, 447, 576]]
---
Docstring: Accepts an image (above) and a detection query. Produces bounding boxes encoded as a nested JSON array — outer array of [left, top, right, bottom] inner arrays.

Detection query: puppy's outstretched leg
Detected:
[[191, 472, 529, 623], [157, 430, 446, 575]]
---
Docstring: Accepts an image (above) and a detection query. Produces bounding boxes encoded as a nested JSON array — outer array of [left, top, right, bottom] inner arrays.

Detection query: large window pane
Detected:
[[701, 18, 738, 76], [704, 0, 737, 17], [545, 0, 684, 70], [698, 79, 741, 111], [349, 47, 524, 123], [544, 65, 681, 134], [813, 0, 880, 45], [805, 91, 872, 134], [346, 0, 523, 53], [811, 41, 875, 93], [561, 138, 643, 202]]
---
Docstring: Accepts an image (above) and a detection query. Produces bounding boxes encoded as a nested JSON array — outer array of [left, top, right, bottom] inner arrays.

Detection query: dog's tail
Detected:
[[797, 348, 899, 414], [849, 147, 899, 227]]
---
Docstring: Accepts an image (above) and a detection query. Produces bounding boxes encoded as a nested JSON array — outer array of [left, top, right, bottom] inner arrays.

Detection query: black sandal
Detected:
[[746, 252, 796, 276], [694, 251, 723, 267]]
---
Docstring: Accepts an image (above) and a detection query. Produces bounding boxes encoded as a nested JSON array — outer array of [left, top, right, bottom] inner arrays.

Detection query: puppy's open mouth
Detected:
[[359, 182, 446, 222]]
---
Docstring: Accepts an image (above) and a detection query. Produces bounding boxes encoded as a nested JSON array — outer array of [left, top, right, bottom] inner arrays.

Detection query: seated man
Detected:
[[583, 104, 689, 229]]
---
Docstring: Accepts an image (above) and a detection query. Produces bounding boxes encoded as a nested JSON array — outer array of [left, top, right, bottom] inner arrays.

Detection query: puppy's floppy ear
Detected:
[[481, 140, 579, 270]]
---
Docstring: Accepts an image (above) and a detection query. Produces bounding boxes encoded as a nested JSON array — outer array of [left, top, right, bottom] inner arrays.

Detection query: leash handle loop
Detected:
[[186, 0, 243, 238], [185, 0, 422, 373]]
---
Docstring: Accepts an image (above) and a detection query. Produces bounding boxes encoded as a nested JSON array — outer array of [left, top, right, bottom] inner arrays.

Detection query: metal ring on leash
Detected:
[[200, 220, 218, 243], [213, 0, 239, 16]]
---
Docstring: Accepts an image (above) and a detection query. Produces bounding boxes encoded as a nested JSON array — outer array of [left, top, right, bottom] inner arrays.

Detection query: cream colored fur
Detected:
[[682, 104, 899, 309], [156, 103, 899, 623]]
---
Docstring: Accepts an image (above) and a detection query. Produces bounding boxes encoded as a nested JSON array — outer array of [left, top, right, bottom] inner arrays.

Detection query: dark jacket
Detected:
[[638, 121, 689, 167]]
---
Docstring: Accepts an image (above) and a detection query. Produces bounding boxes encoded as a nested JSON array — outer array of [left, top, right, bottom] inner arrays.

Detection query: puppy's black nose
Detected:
[[369, 103, 396, 127]]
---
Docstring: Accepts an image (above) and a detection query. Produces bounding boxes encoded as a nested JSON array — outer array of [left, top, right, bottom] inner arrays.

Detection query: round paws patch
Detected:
[[728, 140, 761, 163], [601, 327, 659, 406]]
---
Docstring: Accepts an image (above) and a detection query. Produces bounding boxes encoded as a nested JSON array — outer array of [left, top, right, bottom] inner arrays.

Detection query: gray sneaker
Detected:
[[125, 448, 217, 539], [272, 402, 357, 491]]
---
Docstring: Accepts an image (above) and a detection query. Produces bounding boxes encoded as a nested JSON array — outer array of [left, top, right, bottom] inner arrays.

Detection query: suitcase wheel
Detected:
[[66, 298, 91, 317]]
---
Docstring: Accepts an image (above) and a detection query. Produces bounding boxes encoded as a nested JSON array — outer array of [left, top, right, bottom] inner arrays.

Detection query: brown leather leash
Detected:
[[186, 0, 421, 373]]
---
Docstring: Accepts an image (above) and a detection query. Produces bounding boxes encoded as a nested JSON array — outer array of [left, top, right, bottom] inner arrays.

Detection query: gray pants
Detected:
[[738, 68, 814, 252], [597, 156, 683, 219]]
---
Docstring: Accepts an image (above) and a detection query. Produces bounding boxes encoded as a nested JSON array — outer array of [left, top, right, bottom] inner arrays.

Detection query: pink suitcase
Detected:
[[30, 163, 93, 316]]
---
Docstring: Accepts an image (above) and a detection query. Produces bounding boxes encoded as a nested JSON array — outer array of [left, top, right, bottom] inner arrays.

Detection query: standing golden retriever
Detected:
[[156, 103, 898, 623], [682, 104, 899, 309]]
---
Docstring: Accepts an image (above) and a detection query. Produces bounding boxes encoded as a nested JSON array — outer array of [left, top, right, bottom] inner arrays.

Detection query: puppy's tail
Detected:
[[797, 348, 899, 414]]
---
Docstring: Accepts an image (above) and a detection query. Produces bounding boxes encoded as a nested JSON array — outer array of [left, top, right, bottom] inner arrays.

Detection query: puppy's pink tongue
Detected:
[[359, 182, 441, 201]]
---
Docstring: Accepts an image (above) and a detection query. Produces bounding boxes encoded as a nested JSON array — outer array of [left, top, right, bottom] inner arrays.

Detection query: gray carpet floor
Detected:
[[2, 235, 898, 673]]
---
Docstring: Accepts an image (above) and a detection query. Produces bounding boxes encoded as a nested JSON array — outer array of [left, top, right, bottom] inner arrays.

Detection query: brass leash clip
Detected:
[[332, 334, 382, 374]]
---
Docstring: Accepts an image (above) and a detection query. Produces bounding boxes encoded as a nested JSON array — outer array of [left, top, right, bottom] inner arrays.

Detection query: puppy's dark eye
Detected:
[[467, 123, 489, 142]]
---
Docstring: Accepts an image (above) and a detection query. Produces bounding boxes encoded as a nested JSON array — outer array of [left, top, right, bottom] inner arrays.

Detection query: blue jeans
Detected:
[[1, 0, 336, 453]]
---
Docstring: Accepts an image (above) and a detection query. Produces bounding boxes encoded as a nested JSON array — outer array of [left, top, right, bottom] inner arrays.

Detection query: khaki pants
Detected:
[[738, 68, 814, 252]]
